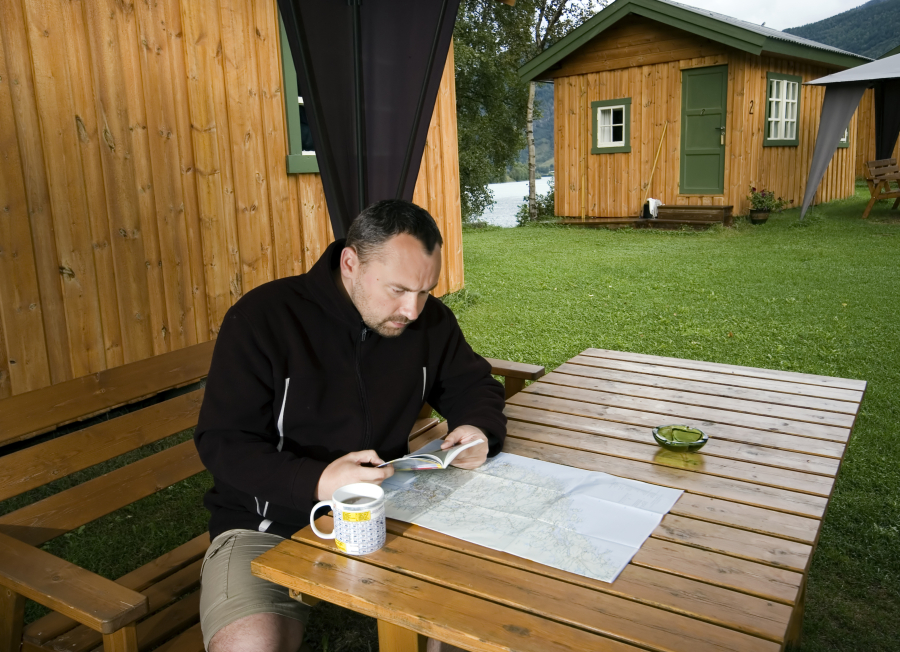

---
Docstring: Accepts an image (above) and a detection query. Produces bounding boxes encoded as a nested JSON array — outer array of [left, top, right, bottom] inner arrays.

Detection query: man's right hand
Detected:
[[315, 450, 395, 501]]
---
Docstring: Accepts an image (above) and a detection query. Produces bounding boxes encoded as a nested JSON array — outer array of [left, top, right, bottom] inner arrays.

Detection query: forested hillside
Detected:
[[784, 0, 900, 58]]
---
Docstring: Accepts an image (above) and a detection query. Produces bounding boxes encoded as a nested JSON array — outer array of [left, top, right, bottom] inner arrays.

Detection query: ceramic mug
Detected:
[[309, 482, 386, 555]]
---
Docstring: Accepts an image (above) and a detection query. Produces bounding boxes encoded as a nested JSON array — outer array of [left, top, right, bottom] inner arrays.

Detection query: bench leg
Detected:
[[504, 377, 525, 400], [0, 587, 24, 652], [102, 623, 139, 652], [377, 620, 427, 652]]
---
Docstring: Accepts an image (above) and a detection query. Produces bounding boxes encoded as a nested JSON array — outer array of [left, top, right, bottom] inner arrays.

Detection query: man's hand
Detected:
[[442, 425, 488, 469], [316, 450, 394, 500]]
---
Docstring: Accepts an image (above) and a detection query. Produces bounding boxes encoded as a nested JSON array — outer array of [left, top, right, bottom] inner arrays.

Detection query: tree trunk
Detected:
[[526, 81, 537, 221]]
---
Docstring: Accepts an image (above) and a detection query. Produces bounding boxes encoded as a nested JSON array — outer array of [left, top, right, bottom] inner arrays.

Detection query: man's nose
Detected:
[[398, 293, 419, 321]]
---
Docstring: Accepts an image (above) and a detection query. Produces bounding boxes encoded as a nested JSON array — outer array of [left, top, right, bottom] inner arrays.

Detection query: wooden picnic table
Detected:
[[252, 348, 865, 652]]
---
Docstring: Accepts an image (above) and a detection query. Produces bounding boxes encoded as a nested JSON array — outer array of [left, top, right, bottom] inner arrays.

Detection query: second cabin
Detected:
[[519, 0, 870, 220]]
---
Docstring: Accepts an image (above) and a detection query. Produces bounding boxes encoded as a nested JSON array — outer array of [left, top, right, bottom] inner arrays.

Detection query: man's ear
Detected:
[[340, 245, 360, 279]]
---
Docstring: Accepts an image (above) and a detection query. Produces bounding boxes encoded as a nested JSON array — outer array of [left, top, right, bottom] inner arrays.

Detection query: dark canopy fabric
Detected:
[[278, 0, 462, 239], [800, 53, 900, 219], [875, 79, 900, 160]]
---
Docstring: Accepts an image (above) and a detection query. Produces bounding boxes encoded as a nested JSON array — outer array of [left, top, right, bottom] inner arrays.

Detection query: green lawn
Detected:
[[5, 186, 898, 651]]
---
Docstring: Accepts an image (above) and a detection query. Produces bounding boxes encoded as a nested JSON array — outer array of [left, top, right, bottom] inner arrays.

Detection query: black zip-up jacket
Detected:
[[194, 240, 507, 541]]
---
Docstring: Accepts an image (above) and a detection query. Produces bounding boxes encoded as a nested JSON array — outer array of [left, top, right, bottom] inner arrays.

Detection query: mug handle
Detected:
[[309, 501, 335, 539]]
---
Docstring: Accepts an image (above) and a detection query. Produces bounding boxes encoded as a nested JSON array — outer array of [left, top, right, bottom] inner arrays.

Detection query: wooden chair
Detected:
[[0, 341, 543, 652], [862, 158, 900, 219]]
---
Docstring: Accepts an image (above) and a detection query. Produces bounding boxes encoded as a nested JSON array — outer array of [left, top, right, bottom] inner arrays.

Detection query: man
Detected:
[[194, 200, 507, 651]]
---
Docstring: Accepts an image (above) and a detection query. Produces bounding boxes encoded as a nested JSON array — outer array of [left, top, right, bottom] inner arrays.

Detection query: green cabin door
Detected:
[[680, 65, 727, 195]]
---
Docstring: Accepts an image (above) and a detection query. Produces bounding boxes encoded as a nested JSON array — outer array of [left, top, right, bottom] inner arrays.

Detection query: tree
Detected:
[[523, 1, 602, 222], [453, 0, 534, 221]]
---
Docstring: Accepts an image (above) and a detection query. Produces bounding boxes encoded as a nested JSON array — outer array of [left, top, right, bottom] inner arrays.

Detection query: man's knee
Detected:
[[208, 612, 304, 652]]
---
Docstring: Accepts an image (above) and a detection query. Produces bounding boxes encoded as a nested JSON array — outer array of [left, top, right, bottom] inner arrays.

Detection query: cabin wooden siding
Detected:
[[0, 0, 462, 398], [549, 16, 858, 219]]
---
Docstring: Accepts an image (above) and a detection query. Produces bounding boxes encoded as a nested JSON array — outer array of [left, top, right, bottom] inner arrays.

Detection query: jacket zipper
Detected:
[[357, 323, 373, 449]]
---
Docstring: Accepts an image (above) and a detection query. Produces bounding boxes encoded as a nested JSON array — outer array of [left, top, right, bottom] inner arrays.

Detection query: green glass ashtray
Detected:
[[652, 425, 708, 452]]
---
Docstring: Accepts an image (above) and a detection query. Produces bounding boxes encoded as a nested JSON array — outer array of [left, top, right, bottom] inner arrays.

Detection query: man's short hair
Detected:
[[345, 199, 443, 262]]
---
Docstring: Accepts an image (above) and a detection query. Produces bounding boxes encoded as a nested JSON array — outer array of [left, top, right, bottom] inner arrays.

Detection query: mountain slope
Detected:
[[784, 0, 900, 59]]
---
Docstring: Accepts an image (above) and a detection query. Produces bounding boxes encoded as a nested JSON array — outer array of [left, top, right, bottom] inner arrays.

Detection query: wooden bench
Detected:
[[862, 158, 900, 219], [0, 341, 543, 652]]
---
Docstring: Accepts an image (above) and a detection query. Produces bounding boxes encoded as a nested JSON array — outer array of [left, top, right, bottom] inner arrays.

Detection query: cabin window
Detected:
[[764, 73, 801, 147], [838, 127, 851, 149], [591, 98, 632, 154], [279, 15, 319, 173]]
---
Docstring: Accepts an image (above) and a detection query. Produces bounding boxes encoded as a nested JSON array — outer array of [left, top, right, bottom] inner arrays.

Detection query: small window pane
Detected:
[[612, 108, 623, 125], [600, 108, 612, 127], [612, 125, 623, 142]]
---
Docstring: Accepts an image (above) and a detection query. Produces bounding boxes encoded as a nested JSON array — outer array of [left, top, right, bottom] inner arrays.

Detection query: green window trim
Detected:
[[837, 127, 851, 149], [764, 72, 802, 148], [591, 98, 632, 154], [279, 16, 319, 174]]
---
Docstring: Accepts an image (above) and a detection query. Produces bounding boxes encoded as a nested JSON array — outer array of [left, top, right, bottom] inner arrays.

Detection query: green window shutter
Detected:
[[279, 15, 319, 174], [764, 72, 802, 148], [591, 98, 632, 154]]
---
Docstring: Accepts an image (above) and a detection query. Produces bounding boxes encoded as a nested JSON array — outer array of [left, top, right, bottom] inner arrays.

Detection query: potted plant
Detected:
[[746, 187, 790, 224]]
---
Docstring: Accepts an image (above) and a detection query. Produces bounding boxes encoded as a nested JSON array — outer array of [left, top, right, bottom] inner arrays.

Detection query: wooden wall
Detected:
[[549, 16, 859, 218], [0, 0, 463, 398], [855, 88, 900, 178]]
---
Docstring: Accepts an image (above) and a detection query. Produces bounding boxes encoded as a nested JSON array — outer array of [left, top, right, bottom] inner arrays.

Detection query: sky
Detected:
[[667, 0, 870, 31]]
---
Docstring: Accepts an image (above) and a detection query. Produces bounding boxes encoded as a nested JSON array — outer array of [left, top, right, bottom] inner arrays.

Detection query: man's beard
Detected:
[[349, 279, 412, 338]]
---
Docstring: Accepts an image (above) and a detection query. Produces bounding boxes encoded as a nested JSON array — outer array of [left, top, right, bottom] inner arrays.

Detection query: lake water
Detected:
[[477, 178, 553, 228]]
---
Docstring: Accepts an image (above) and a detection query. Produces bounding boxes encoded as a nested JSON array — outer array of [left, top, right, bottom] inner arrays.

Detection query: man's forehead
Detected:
[[362, 234, 441, 286]]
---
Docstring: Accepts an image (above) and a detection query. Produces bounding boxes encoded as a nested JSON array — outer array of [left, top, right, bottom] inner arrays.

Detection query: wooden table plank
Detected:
[[508, 393, 848, 458], [668, 494, 820, 545], [633, 539, 803, 604], [252, 541, 646, 652], [504, 438, 829, 519], [505, 404, 842, 476], [543, 370, 857, 428], [523, 382, 851, 442], [582, 349, 867, 392], [292, 524, 780, 652], [559, 360, 861, 415], [506, 420, 837, 497], [567, 355, 864, 405], [296, 519, 794, 644]]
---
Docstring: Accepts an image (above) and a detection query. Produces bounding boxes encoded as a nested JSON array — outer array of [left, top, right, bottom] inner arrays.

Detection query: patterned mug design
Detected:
[[310, 483, 386, 555]]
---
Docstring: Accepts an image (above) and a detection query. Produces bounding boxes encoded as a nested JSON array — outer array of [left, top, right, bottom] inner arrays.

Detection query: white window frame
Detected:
[[765, 73, 801, 146], [595, 105, 626, 149]]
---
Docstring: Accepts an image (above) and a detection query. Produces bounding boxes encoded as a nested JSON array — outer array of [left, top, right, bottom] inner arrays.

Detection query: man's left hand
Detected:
[[442, 425, 488, 469]]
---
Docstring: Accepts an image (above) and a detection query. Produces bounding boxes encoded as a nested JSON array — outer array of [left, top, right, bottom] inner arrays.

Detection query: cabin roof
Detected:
[[519, 0, 871, 81]]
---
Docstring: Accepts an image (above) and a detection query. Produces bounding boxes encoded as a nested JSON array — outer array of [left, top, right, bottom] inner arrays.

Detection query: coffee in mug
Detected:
[[309, 483, 386, 555]]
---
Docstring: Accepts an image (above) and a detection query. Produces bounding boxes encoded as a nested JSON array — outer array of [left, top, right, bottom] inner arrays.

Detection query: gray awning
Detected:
[[800, 54, 900, 219], [806, 53, 900, 85]]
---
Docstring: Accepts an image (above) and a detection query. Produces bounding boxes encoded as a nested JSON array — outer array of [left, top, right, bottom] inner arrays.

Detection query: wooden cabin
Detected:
[[0, 0, 463, 398], [519, 0, 870, 220]]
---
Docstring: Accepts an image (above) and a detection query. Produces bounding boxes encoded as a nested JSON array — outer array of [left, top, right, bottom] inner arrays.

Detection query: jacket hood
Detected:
[[304, 239, 365, 330]]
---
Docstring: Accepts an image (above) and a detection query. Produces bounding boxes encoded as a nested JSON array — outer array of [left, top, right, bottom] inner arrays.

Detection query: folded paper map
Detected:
[[382, 453, 683, 583]]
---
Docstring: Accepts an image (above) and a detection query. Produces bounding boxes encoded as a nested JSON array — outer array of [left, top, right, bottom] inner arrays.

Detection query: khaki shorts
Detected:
[[199, 529, 311, 649]]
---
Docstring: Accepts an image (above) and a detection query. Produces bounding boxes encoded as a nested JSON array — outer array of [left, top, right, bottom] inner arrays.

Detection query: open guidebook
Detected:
[[377, 438, 481, 471]]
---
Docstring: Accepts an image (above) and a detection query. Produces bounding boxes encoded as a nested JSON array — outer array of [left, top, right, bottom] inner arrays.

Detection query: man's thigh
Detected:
[[200, 529, 310, 650]]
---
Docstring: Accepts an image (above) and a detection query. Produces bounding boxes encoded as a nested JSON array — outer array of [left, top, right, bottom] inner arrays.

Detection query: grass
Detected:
[[3, 185, 898, 650]]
